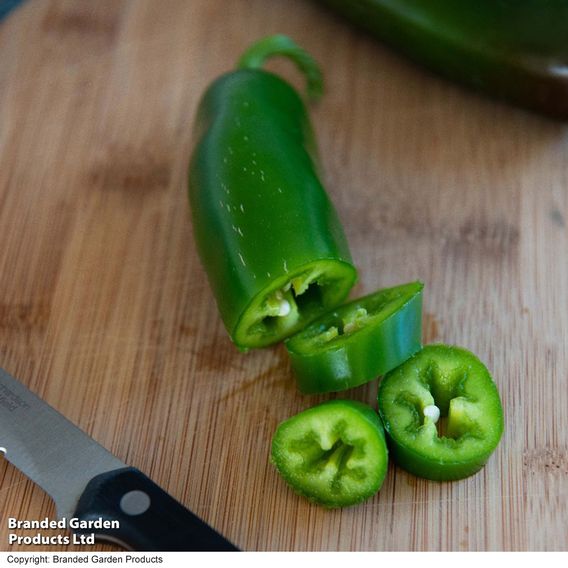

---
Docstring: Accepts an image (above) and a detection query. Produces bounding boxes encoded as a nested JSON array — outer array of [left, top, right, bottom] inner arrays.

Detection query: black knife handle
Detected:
[[73, 467, 239, 551]]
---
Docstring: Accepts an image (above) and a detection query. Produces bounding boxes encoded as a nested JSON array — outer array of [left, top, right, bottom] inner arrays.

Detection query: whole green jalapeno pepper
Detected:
[[189, 36, 357, 350], [378, 344, 504, 481], [318, 0, 568, 119]]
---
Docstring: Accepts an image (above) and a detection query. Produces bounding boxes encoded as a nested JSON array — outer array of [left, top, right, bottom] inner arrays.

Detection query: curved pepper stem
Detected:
[[237, 35, 323, 101]]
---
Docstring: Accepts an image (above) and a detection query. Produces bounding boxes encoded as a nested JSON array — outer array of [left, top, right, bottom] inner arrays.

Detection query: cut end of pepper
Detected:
[[236, 34, 324, 101], [233, 260, 357, 349]]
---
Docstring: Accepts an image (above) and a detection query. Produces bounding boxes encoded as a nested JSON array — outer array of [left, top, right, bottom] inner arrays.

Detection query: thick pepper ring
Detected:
[[188, 35, 357, 350], [378, 344, 504, 481], [285, 281, 423, 393], [271, 400, 389, 508]]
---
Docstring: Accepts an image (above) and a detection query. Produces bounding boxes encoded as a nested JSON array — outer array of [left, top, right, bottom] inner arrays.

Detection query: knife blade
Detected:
[[0, 366, 239, 551]]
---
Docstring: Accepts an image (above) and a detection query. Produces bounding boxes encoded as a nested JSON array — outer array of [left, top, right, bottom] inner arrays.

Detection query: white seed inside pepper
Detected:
[[423, 405, 440, 423]]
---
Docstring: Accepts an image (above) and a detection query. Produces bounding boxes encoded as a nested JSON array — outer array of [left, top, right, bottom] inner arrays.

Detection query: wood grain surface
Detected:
[[1, 0, 567, 552]]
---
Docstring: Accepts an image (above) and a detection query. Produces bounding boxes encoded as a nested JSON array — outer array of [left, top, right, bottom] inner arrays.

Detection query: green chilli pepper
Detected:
[[271, 400, 388, 508], [318, 0, 568, 119], [285, 281, 423, 394], [378, 345, 504, 481], [188, 35, 357, 350]]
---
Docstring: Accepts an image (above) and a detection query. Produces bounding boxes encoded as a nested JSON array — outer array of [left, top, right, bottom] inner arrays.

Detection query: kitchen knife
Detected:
[[0, 366, 239, 551]]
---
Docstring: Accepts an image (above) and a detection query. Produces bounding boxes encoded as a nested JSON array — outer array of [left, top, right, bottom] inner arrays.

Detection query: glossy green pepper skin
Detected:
[[318, 0, 568, 119], [285, 281, 423, 394], [271, 400, 388, 507], [378, 345, 504, 481], [189, 36, 357, 350]]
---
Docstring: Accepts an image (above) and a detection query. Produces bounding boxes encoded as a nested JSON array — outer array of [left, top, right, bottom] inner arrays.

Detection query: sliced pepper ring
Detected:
[[271, 400, 388, 508], [285, 281, 423, 393], [378, 344, 504, 481]]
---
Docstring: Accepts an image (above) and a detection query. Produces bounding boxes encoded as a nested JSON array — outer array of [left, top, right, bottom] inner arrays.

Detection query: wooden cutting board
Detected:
[[1, 0, 567, 552]]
